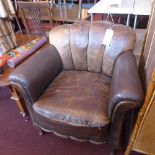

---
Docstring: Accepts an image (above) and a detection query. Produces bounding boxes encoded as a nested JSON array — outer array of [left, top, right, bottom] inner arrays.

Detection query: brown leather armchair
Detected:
[[9, 21, 144, 151]]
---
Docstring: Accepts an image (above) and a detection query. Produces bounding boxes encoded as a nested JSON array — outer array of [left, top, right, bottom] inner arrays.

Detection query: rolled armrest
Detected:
[[108, 51, 144, 118], [9, 45, 63, 103]]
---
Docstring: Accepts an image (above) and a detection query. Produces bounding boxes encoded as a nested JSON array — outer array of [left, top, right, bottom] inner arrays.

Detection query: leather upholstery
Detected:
[[33, 70, 111, 127], [9, 45, 63, 103], [9, 21, 144, 150], [48, 24, 74, 70], [49, 21, 136, 76], [33, 112, 110, 143], [33, 71, 111, 142], [108, 52, 144, 117]]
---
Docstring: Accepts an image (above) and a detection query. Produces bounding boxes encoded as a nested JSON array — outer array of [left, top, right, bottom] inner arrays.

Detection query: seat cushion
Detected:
[[33, 71, 111, 128]]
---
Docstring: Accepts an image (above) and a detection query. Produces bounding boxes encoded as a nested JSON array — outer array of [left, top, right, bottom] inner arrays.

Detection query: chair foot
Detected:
[[20, 112, 26, 117], [24, 116, 29, 122], [20, 112, 29, 121], [39, 129, 44, 136]]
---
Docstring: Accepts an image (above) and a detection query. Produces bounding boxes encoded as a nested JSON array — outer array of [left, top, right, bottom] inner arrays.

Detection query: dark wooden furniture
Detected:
[[0, 34, 49, 116], [17, 1, 90, 24], [17, 1, 53, 35]]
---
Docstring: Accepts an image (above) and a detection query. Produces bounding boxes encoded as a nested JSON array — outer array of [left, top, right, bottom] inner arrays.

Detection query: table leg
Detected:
[[10, 86, 27, 117], [134, 15, 138, 29], [14, 14, 23, 34], [126, 14, 130, 26], [91, 13, 93, 21]]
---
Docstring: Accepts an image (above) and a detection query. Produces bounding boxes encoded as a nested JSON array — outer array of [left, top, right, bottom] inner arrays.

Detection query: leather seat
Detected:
[[33, 71, 110, 142], [33, 71, 110, 127], [9, 21, 144, 150]]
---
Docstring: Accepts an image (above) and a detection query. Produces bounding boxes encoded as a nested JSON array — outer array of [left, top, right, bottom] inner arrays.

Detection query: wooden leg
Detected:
[[9, 86, 27, 117], [39, 129, 44, 136], [124, 145, 132, 155]]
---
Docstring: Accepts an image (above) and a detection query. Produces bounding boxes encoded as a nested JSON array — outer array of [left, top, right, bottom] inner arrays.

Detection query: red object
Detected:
[[0, 55, 11, 68], [3, 55, 10, 61], [0, 56, 7, 68]]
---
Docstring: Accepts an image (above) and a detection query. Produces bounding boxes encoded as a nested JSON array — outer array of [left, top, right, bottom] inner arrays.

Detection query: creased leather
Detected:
[[70, 21, 90, 70], [33, 70, 111, 127], [87, 21, 110, 73], [9, 21, 143, 148], [9, 45, 63, 103], [108, 52, 144, 117], [49, 21, 136, 76], [102, 24, 136, 76], [49, 24, 74, 70]]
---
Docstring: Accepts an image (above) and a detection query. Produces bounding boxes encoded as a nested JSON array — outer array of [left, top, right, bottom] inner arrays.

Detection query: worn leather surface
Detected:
[[87, 21, 109, 73], [9, 45, 63, 103], [9, 21, 143, 148], [33, 112, 110, 142], [102, 25, 136, 76], [49, 21, 136, 76], [49, 24, 74, 70], [33, 70, 111, 127], [108, 52, 144, 117], [70, 21, 89, 70]]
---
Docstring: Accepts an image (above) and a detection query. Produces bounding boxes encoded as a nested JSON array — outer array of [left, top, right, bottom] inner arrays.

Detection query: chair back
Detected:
[[17, 1, 53, 36], [49, 21, 136, 77]]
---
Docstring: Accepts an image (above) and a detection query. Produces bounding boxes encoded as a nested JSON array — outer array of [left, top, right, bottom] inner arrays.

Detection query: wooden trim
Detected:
[[125, 68, 155, 155], [10, 86, 27, 117]]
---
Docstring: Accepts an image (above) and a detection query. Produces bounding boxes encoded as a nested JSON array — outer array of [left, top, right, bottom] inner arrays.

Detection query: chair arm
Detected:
[[9, 45, 63, 103], [108, 51, 144, 118]]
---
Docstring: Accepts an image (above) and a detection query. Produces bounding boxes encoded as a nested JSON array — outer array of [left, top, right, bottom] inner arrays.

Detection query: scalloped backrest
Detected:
[[49, 21, 136, 77]]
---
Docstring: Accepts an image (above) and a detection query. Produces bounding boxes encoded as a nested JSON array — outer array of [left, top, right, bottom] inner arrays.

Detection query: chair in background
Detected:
[[17, 1, 53, 36], [9, 21, 144, 153], [78, 0, 97, 18], [31, 0, 90, 23]]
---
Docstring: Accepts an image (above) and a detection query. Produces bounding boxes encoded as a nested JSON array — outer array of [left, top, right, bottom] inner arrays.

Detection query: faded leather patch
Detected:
[[49, 24, 74, 70], [49, 21, 136, 77], [33, 71, 111, 127]]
